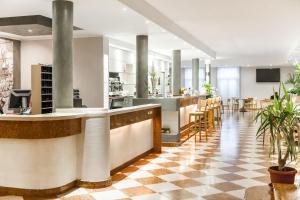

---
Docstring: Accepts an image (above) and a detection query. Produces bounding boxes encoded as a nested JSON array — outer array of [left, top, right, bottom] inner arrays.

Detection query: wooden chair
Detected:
[[222, 98, 231, 112], [244, 97, 254, 111], [232, 97, 239, 111]]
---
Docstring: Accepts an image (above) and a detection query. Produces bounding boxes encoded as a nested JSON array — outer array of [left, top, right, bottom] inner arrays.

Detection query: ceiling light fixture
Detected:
[[145, 20, 150, 24], [174, 36, 178, 40], [122, 7, 128, 11], [27, 29, 33, 33]]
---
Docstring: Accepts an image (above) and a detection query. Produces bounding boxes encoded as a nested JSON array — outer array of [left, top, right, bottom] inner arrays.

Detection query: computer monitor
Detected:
[[9, 89, 31, 110]]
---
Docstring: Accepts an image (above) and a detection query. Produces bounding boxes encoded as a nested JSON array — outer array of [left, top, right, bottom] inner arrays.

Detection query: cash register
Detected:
[[8, 89, 31, 114]]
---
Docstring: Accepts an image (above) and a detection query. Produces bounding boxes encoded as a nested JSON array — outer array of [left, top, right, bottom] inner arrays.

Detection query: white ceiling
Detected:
[[0, 0, 210, 60], [143, 0, 300, 66]]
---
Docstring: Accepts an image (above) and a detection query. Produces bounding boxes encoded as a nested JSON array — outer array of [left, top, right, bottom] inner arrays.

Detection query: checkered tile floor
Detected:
[[7, 112, 300, 200]]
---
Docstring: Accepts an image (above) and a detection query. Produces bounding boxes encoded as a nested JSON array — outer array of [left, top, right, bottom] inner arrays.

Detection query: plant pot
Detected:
[[268, 166, 297, 184]]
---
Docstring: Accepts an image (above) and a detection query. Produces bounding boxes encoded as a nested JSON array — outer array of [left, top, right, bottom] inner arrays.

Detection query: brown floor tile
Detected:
[[201, 153, 216, 157], [133, 159, 150, 166], [24, 198, 59, 200], [203, 192, 241, 200], [112, 173, 127, 181], [171, 179, 202, 188], [194, 158, 216, 163], [149, 168, 175, 176], [189, 163, 209, 170], [254, 175, 271, 183], [181, 170, 207, 178], [122, 186, 154, 197], [255, 168, 269, 175], [255, 161, 275, 168], [211, 182, 244, 192], [162, 189, 197, 200], [216, 173, 245, 181], [121, 166, 139, 173], [85, 186, 116, 193], [135, 176, 165, 185], [224, 160, 248, 165], [158, 161, 180, 168], [61, 195, 95, 200], [220, 166, 245, 173], [168, 156, 189, 161], [143, 153, 160, 160]]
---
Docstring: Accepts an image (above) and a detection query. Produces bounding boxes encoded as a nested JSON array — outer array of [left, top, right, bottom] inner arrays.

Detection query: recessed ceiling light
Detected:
[[174, 36, 178, 40], [122, 7, 128, 12], [145, 20, 150, 24], [27, 29, 33, 33], [161, 29, 166, 33]]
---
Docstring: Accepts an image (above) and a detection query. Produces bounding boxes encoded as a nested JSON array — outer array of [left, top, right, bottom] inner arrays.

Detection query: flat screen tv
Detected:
[[256, 68, 280, 82]]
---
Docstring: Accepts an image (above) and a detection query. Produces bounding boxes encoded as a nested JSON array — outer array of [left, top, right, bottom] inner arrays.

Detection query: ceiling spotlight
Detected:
[[122, 7, 128, 11], [174, 36, 178, 40], [161, 29, 166, 33], [145, 20, 150, 24], [27, 29, 33, 33]]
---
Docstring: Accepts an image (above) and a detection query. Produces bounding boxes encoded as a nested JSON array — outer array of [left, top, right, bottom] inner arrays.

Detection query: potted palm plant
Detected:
[[286, 64, 300, 103], [202, 82, 214, 98], [256, 83, 300, 184]]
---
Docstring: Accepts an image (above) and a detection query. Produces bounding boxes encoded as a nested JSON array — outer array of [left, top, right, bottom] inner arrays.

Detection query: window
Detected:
[[182, 67, 205, 89], [217, 67, 240, 100]]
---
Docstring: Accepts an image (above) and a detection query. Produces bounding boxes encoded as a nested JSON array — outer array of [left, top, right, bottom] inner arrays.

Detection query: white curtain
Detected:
[[183, 67, 205, 89], [217, 67, 240, 100]]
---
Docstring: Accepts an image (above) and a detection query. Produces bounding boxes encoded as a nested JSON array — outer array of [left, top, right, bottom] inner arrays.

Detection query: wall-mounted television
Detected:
[[256, 68, 280, 82]]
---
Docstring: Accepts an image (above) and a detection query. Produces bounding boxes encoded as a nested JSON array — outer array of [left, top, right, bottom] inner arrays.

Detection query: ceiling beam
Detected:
[[119, 0, 216, 59]]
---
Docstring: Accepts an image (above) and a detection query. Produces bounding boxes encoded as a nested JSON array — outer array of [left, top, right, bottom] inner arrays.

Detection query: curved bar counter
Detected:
[[0, 104, 161, 197]]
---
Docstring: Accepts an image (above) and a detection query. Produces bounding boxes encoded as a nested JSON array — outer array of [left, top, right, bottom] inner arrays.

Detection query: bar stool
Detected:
[[206, 98, 215, 133], [214, 97, 222, 127], [188, 100, 208, 142]]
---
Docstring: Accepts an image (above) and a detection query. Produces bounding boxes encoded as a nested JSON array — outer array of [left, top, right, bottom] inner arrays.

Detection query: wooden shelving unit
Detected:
[[31, 64, 53, 114]]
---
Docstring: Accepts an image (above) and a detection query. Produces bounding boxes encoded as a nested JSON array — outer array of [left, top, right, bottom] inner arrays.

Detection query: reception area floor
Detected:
[[13, 112, 300, 200]]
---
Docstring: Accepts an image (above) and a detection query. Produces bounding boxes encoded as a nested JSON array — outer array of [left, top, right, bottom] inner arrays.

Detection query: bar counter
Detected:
[[133, 95, 207, 146], [0, 104, 161, 197]]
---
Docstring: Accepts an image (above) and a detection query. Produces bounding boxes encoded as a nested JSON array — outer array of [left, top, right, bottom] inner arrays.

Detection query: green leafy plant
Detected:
[[202, 82, 213, 97], [255, 82, 300, 170], [149, 66, 157, 95], [286, 64, 300, 95]]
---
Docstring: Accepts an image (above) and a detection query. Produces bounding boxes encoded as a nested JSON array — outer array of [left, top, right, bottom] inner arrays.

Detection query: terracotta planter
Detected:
[[268, 166, 297, 184]]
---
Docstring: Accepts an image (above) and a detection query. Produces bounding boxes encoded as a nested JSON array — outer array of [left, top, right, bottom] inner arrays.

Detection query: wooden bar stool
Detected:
[[188, 100, 208, 142], [214, 97, 222, 128], [189, 111, 203, 141], [206, 98, 215, 134]]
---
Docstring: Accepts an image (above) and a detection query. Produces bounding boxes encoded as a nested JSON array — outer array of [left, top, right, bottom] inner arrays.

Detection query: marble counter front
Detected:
[[0, 104, 161, 197], [133, 96, 206, 145]]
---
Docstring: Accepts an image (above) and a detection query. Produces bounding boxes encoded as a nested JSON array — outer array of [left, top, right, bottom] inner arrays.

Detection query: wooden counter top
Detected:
[[0, 104, 161, 139]]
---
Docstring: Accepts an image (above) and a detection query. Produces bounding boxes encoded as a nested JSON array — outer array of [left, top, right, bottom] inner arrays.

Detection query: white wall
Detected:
[[240, 66, 294, 99], [21, 37, 108, 107]]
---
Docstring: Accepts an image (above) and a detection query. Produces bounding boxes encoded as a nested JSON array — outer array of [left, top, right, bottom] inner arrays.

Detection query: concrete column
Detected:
[[192, 58, 199, 92], [136, 35, 148, 98], [205, 60, 211, 83], [12, 40, 21, 89], [172, 50, 181, 95], [53, 0, 73, 108]]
